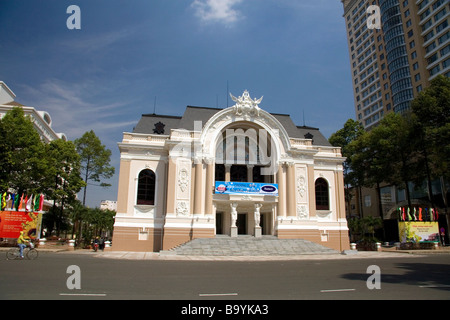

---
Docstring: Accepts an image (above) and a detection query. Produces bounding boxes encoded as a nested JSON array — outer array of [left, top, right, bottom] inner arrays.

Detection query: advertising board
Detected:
[[215, 181, 279, 196]]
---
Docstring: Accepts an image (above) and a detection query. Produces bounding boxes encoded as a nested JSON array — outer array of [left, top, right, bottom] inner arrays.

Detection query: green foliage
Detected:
[[68, 201, 116, 246], [329, 119, 365, 187], [0, 107, 47, 194], [331, 75, 450, 218], [348, 216, 383, 243], [411, 75, 450, 180], [74, 130, 115, 205], [0, 107, 86, 199], [46, 139, 86, 203]]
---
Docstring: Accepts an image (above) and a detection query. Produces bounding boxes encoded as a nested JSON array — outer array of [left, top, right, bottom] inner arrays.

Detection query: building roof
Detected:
[[133, 105, 331, 146]]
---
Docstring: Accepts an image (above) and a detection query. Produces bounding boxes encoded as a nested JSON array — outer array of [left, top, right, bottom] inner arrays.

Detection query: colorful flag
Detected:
[[26, 194, 33, 211], [39, 194, 44, 211], [14, 194, 20, 210], [407, 207, 412, 221], [419, 207, 423, 221], [430, 208, 434, 221], [18, 194, 24, 210], [34, 195, 39, 212]]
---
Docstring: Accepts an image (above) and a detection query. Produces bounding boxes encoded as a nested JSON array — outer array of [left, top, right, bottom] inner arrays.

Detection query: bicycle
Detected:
[[6, 241, 39, 260]]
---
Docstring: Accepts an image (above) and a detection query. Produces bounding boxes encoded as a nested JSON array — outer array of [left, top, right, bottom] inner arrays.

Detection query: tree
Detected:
[[350, 112, 423, 223], [74, 130, 115, 206], [0, 107, 48, 194], [411, 75, 450, 180], [411, 75, 450, 229], [44, 139, 86, 236], [329, 119, 365, 217], [46, 139, 86, 203], [67, 200, 88, 241]]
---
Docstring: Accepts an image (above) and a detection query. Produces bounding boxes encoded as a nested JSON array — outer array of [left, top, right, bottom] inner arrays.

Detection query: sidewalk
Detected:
[[56, 248, 444, 261], [3, 245, 450, 261]]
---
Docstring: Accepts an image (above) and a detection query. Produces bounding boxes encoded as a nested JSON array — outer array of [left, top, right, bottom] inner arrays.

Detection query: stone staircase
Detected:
[[161, 235, 338, 256]]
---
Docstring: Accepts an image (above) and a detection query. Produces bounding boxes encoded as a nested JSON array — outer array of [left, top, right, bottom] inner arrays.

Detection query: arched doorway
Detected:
[[212, 121, 278, 237]]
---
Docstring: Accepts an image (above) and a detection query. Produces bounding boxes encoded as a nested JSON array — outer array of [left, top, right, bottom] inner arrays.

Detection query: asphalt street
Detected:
[[1, 251, 449, 302]]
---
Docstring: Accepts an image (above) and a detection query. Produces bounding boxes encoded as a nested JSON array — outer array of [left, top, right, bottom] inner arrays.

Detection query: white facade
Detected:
[[112, 91, 350, 252]]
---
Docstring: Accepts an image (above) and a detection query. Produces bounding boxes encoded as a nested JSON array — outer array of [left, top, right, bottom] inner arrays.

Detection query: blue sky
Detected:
[[0, 0, 355, 208]]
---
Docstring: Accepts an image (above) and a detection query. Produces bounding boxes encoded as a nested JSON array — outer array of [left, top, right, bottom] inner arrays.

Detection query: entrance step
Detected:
[[163, 236, 338, 256]]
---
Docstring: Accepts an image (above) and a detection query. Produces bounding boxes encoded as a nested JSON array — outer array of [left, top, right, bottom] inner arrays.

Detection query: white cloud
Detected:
[[192, 0, 243, 25], [20, 79, 135, 141]]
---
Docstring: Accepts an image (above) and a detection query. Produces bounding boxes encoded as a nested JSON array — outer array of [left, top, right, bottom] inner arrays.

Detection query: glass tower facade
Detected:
[[341, 0, 449, 129], [380, 0, 414, 113]]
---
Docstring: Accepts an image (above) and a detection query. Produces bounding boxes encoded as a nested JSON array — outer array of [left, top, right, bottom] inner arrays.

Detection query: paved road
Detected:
[[1, 251, 449, 303]]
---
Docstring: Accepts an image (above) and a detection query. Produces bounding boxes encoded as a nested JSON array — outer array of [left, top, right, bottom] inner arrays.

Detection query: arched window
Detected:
[[137, 169, 156, 205], [315, 178, 329, 210]]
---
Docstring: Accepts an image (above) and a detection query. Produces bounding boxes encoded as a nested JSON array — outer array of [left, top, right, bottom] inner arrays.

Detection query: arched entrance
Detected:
[[212, 121, 279, 237], [199, 90, 291, 238]]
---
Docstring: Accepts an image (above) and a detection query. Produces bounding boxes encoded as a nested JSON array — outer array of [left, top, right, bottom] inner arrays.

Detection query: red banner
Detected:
[[0, 210, 43, 239]]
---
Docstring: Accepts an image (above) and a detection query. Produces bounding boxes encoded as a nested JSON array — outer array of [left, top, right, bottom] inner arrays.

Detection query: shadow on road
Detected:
[[341, 262, 450, 291]]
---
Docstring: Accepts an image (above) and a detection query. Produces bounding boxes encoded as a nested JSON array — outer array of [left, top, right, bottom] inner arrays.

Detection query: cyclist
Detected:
[[17, 231, 30, 259]]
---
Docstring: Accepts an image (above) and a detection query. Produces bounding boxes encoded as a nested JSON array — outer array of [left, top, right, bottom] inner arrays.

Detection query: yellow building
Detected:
[[112, 91, 350, 252]]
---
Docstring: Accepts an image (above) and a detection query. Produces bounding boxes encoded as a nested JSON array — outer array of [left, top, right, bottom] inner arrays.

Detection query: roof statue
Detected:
[[230, 90, 263, 117]]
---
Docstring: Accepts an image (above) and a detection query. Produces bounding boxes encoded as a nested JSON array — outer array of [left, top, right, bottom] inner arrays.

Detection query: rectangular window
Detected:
[[364, 195, 371, 207]]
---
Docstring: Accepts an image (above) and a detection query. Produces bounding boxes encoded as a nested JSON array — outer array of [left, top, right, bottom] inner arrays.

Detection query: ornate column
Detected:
[[166, 157, 177, 214], [286, 162, 296, 217], [276, 163, 286, 217], [193, 157, 204, 215], [335, 170, 346, 220], [307, 164, 316, 218], [204, 158, 214, 216]]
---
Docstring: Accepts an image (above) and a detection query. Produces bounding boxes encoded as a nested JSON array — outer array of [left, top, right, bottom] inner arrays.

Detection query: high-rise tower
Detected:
[[341, 0, 449, 129]]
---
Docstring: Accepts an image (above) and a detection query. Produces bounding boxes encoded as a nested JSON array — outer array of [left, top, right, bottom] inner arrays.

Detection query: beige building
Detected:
[[341, 0, 449, 130], [112, 91, 350, 252]]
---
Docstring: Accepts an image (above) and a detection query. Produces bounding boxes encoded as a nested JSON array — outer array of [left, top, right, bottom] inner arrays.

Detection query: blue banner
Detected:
[[215, 181, 278, 196]]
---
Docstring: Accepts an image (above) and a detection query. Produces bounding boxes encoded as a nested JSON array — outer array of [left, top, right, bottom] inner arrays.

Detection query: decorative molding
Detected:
[[297, 205, 309, 220], [178, 168, 189, 192], [317, 210, 332, 221], [297, 175, 306, 199], [176, 201, 189, 216], [230, 90, 263, 117], [133, 205, 155, 218]]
